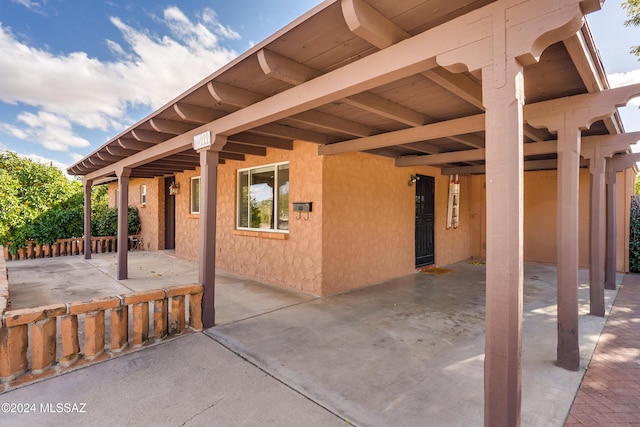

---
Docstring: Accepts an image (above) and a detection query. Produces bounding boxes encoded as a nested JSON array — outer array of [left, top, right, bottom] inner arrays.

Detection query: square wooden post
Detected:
[[116, 168, 131, 280], [84, 179, 93, 260]]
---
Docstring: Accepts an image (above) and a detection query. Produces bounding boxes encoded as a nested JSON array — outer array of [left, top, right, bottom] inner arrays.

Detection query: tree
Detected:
[[623, 0, 640, 56]]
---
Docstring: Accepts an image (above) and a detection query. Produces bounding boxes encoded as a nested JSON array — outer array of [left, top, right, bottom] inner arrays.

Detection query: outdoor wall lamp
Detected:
[[169, 182, 180, 195], [408, 175, 420, 186]]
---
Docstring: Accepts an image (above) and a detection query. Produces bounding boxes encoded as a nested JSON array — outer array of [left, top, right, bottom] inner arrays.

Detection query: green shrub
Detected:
[[630, 196, 640, 272], [91, 206, 141, 236]]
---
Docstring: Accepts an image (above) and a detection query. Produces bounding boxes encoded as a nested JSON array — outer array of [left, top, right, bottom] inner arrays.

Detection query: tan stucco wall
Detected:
[[470, 168, 632, 271], [173, 141, 324, 294], [106, 178, 163, 250], [321, 152, 473, 294]]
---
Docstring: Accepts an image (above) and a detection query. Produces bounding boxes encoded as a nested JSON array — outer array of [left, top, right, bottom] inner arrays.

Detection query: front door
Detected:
[[415, 175, 435, 267], [164, 177, 176, 250]]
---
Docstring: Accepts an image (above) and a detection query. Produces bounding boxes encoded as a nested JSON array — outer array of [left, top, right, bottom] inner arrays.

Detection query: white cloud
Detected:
[[608, 69, 640, 105], [1, 111, 91, 152], [12, 0, 44, 11], [0, 6, 240, 154]]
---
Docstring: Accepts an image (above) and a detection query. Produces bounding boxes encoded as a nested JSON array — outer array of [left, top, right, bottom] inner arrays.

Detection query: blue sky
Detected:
[[0, 0, 639, 172]]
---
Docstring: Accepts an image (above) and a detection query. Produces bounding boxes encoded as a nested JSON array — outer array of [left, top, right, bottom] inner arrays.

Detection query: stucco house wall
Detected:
[[321, 152, 473, 294], [107, 141, 634, 295], [107, 178, 163, 251], [470, 168, 633, 271]]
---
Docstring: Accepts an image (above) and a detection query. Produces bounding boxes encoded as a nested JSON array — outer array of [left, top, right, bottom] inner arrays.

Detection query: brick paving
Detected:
[[565, 274, 640, 426]]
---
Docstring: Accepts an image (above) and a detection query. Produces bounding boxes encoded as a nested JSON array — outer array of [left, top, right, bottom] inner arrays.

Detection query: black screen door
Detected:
[[164, 177, 176, 250], [415, 175, 435, 267]]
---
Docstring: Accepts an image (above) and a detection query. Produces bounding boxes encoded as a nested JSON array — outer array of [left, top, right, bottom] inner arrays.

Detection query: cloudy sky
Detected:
[[0, 0, 639, 172]]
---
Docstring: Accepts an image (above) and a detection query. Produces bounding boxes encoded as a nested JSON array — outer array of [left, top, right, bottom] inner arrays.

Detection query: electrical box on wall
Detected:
[[292, 202, 312, 213]]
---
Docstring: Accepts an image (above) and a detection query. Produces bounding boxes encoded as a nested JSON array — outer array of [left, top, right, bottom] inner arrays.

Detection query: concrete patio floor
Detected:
[[1, 252, 623, 426]]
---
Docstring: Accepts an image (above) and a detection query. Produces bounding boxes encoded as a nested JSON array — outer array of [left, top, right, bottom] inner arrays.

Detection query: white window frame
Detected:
[[140, 185, 147, 205], [236, 161, 289, 233], [190, 177, 200, 214]]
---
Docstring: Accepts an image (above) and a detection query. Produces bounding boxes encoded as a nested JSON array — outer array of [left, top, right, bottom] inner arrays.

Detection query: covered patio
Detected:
[[3, 253, 623, 425], [64, 0, 640, 423]]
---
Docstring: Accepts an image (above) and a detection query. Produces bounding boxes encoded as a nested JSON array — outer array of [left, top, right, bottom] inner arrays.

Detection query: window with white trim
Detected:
[[190, 177, 200, 214], [140, 185, 147, 205], [237, 162, 289, 231]]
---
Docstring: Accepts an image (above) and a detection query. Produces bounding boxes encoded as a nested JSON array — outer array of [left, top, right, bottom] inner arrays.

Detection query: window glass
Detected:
[[191, 177, 200, 214], [140, 185, 147, 205], [237, 163, 289, 231]]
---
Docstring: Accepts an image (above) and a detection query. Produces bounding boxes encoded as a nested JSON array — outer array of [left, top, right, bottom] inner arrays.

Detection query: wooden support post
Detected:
[[588, 155, 606, 316], [198, 144, 223, 328], [605, 169, 617, 290], [60, 314, 81, 367], [116, 169, 131, 280], [483, 58, 525, 427], [84, 180, 93, 260], [0, 325, 28, 380], [31, 318, 57, 373], [556, 125, 581, 371]]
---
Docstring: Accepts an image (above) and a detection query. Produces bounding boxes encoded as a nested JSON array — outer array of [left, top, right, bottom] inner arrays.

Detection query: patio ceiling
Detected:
[[68, 0, 619, 180]]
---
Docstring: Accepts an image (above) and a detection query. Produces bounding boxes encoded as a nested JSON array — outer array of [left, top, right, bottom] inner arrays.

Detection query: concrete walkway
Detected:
[[0, 254, 626, 425], [565, 273, 640, 426]]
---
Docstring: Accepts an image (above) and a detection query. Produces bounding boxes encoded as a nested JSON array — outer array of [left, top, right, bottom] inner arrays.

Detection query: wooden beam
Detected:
[[208, 82, 265, 107], [320, 114, 485, 156], [258, 45, 431, 128], [291, 110, 380, 137], [228, 132, 294, 150], [219, 152, 245, 162], [342, 0, 484, 110], [88, 157, 109, 166], [441, 158, 590, 175], [523, 124, 549, 142], [105, 145, 130, 157], [422, 68, 483, 110], [341, 0, 407, 48], [222, 142, 267, 156], [397, 148, 485, 167], [448, 134, 485, 149], [257, 49, 322, 85], [117, 138, 153, 151], [96, 152, 121, 162], [343, 92, 429, 126], [150, 118, 197, 135], [174, 102, 225, 124], [398, 142, 441, 154], [253, 123, 328, 144], [131, 129, 172, 144]]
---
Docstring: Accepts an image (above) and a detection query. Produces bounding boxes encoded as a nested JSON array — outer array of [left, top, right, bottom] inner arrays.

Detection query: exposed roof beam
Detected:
[[105, 145, 130, 157], [562, 31, 603, 93], [259, 46, 432, 127], [319, 114, 485, 156], [88, 157, 109, 166], [441, 158, 590, 175], [211, 79, 378, 138], [96, 152, 121, 162], [342, 0, 483, 109], [219, 152, 245, 161], [131, 129, 172, 144], [343, 92, 429, 126], [150, 118, 198, 135], [118, 138, 153, 151], [398, 133, 639, 167], [208, 82, 265, 107], [523, 124, 549, 142], [173, 102, 225, 124], [222, 142, 267, 156], [448, 134, 485, 149], [228, 132, 294, 150], [291, 110, 380, 137], [252, 123, 328, 144], [257, 49, 322, 85], [398, 142, 441, 155]]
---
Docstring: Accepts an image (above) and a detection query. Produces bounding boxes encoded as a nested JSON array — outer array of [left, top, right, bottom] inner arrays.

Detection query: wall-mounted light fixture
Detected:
[[408, 175, 420, 186], [169, 181, 181, 195]]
